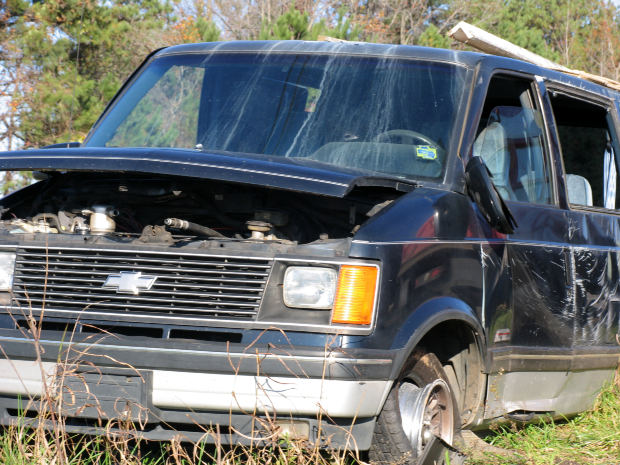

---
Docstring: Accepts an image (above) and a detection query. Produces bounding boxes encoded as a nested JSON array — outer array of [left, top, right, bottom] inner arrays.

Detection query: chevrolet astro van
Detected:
[[0, 40, 619, 464]]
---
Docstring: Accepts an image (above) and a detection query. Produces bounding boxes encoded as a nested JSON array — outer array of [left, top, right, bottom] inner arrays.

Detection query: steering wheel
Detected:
[[374, 129, 441, 148]]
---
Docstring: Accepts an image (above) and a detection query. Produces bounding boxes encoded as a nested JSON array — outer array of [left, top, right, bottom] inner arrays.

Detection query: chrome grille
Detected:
[[11, 247, 272, 320]]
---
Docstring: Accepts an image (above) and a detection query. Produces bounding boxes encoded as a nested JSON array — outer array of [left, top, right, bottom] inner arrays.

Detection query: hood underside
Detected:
[[0, 147, 417, 197]]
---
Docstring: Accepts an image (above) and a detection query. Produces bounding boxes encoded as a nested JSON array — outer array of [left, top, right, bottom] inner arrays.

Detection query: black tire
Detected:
[[369, 350, 461, 465]]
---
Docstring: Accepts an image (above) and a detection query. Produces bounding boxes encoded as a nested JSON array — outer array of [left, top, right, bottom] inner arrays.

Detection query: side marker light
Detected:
[[331, 265, 378, 325]]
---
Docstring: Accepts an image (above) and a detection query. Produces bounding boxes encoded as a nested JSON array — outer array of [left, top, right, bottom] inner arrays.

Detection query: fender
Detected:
[[388, 296, 487, 380]]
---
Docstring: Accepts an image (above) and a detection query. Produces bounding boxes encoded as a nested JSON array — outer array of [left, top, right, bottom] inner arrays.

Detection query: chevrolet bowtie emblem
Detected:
[[103, 271, 157, 295]]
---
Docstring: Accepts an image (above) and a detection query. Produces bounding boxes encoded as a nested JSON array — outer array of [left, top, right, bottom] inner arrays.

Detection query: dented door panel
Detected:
[[506, 202, 574, 348], [568, 209, 620, 347]]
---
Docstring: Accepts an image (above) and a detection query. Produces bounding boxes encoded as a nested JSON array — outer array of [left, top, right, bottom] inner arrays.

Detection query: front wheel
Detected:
[[369, 350, 460, 464]]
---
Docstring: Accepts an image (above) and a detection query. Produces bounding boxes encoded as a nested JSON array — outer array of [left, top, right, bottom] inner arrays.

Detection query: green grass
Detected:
[[468, 378, 620, 465]]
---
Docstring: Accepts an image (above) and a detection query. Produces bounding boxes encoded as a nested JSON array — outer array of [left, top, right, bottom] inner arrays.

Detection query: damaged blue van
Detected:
[[0, 40, 619, 464]]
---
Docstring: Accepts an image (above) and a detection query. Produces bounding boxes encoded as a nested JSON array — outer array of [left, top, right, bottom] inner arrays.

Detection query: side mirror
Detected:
[[465, 156, 517, 234]]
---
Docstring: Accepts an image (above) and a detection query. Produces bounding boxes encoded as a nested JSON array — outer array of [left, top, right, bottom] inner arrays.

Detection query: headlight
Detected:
[[283, 266, 337, 309], [0, 252, 16, 291]]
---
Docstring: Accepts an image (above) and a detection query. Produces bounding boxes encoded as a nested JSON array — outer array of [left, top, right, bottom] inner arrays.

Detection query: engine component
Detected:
[[71, 216, 90, 234], [164, 218, 225, 238], [137, 225, 174, 244], [246, 220, 274, 240], [5, 219, 58, 234], [32, 213, 60, 230], [83, 206, 118, 235], [0, 173, 384, 243]]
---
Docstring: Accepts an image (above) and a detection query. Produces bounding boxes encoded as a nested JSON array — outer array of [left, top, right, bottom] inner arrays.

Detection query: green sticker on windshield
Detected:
[[416, 145, 437, 160]]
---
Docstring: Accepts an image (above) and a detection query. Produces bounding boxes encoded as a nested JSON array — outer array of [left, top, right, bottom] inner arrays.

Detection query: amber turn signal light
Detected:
[[331, 265, 378, 325]]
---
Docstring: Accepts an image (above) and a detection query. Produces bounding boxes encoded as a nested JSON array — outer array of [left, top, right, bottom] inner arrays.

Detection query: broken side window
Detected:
[[548, 91, 620, 210]]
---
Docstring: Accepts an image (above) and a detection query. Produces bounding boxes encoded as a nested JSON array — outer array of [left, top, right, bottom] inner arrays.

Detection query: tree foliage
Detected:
[[0, 0, 220, 149], [259, 4, 360, 40], [451, 0, 620, 77], [5, 0, 176, 147], [3, 0, 620, 155], [171, 0, 220, 43]]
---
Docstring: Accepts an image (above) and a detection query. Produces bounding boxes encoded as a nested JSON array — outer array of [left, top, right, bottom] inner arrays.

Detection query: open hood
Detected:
[[0, 147, 417, 197]]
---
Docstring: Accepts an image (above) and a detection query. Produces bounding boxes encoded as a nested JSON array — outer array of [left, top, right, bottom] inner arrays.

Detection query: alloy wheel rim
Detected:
[[398, 378, 454, 455]]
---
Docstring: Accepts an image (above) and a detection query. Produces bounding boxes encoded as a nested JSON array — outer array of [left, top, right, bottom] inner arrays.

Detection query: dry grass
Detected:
[[0, 425, 360, 465], [0, 350, 362, 465], [0, 301, 362, 465]]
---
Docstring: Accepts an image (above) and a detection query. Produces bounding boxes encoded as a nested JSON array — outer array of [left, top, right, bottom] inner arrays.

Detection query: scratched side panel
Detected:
[[481, 201, 575, 423], [347, 187, 485, 351], [480, 239, 512, 350], [482, 202, 620, 424], [505, 202, 573, 349], [568, 208, 620, 347]]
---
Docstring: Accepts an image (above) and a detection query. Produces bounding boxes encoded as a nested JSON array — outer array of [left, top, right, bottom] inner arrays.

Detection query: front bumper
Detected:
[[0, 334, 395, 448], [0, 359, 390, 417]]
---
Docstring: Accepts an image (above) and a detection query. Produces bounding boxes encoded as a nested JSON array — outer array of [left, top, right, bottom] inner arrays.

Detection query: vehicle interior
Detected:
[[473, 74, 551, 205]]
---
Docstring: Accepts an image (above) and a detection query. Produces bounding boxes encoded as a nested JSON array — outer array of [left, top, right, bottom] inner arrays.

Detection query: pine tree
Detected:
[[259, 4, 360, 41], [8, 0, 177, 147]]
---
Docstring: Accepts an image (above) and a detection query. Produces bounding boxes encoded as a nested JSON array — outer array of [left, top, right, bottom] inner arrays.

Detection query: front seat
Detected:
[[472, 119, 516, 201]]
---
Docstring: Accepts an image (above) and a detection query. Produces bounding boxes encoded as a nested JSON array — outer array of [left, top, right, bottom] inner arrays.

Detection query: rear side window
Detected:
[[548, 91, 619, 210], [473, 75, 553, 205]]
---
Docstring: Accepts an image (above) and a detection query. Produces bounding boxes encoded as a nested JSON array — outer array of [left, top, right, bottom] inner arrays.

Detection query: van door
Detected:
[[546, 87, 620, 353], [473, 73, 575, 419], [515, 82, 620, 419]]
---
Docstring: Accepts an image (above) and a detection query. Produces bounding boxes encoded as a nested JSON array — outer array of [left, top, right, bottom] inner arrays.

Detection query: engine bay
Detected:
[[0, 172, 396, 245]]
